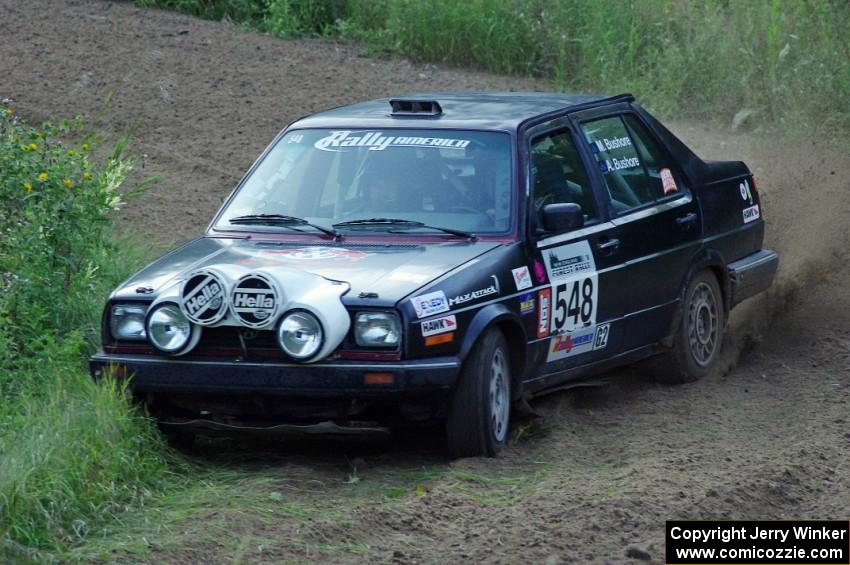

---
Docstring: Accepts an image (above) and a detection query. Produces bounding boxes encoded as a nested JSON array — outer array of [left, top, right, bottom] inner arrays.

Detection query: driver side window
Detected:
[[530, 130, 596, 224]]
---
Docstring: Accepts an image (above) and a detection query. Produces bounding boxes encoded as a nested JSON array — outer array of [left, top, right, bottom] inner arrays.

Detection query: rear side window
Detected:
[[581, 115, 681, 214]]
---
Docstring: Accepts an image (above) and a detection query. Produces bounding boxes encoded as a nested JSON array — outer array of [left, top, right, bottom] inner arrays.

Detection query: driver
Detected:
[[367, 173, 404, 213]]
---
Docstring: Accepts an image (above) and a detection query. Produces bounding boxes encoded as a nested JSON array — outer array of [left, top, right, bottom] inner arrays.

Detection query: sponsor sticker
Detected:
[[593, 323, 610, 350], [411, 290, 449, 318], [533, 259, 547, 284], [542, 241, 595, 280], [511, 266, 532, 290], [180, 269, 228, 325], [546, 328, 596, 362], [269, 247, 370, 261], [230, 273, 280, 329], [421, 314, 457, 337], [519, 292, 536, 316], [449, 275, 500, 307], [660, 167, 678, 195], [743, 204, 760, 224], [314, 130, 471, 153], [537, 288, 551, 339], [739, 179, 754, 204]]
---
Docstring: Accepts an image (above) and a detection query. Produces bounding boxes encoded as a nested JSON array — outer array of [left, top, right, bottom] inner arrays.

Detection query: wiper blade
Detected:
[[228, 214, 341, 240], [333, 218, 477, 241], [333, 218, 422, 227]]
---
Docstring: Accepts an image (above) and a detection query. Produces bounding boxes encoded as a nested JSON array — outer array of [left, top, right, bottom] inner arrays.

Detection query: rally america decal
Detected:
[[449, 275, 500, 307], [315, 131, 471, 152], [547, 322, 611, 362], [180, 269, 228, 325], [542, 240, 600, 361], [268, 247, 370, 262], [421, 314, 457, 337], [411, 290, 449, 319], [547, 329, 596, 362], [511, 266, 532, 290], [230, 273, 280, 329]]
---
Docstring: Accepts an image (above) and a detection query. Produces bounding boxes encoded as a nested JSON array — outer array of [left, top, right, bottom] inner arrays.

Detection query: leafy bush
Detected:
[[0, 102, 173, 559]]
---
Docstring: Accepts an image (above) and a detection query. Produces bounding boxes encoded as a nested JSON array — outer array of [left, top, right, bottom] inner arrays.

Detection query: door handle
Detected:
[[675, 212, 697, 226], [597, 237, 620, 252]]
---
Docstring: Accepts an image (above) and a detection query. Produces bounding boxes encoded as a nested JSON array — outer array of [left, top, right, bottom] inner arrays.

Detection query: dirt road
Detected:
[[2, 2, 848, 563]]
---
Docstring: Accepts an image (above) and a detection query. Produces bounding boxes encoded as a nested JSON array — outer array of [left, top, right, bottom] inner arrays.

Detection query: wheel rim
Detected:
[[688, 281, 719, 366], [488, 348, 509, 442]]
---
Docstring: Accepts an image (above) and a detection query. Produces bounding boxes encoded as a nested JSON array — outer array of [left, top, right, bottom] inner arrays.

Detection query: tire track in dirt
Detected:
[[2, 2, 848, 564]]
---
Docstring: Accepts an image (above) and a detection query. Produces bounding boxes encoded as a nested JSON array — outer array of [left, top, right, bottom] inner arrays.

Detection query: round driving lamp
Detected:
[[276, 310, 323, 360], [146, 303, 195, 354]]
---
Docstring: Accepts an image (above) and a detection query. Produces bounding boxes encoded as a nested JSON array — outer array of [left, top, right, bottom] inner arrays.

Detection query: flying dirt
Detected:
[[1, 1, 848, 563]]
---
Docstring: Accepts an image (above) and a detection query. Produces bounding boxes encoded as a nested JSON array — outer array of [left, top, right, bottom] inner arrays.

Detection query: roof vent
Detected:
[[389, 99, 442, 117]]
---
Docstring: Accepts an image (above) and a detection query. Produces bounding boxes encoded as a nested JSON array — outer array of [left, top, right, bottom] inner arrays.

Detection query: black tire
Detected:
[[647, 270, 725, 384], [446, 329, 511, 458]]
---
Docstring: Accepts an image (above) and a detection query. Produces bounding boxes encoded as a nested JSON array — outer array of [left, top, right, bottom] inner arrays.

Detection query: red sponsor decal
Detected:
[[537, 288, 551, 338]]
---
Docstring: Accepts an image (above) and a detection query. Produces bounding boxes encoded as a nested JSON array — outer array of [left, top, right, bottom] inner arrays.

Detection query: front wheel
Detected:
[[446, 329, 511, 458], [649, 270, 725, 384]]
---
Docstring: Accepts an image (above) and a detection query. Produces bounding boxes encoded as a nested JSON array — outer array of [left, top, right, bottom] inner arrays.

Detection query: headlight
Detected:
[[110, 303, 148, 340], [277, 310, 323, 360], [354, 311, 400, 347], [146, 303, 195, 354]]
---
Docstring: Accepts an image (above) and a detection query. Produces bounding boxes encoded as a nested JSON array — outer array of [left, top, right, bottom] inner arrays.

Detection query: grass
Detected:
[[134, 0, 850, 133], [0, 105, 183, 561]]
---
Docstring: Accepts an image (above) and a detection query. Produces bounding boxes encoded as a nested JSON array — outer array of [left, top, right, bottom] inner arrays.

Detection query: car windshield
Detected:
[[215, 129, 513, 235]]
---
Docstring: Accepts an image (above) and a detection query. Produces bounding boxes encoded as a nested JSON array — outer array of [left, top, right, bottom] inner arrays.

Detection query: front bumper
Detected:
[[89, 352, 461, 397]]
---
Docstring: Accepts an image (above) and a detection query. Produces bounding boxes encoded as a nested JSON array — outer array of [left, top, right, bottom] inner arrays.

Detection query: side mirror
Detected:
[[541, 202, 584, 233]]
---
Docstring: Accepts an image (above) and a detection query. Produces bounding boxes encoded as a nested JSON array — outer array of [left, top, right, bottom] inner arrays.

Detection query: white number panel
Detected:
[[541, 240, 603, 362]]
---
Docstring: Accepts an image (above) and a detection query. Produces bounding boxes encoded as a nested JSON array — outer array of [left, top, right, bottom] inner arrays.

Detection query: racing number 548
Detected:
[[552, 276, 597, 333]]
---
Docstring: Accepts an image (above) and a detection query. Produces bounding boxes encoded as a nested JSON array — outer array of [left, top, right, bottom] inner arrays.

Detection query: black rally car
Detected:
[[91, 92, 778, 457]]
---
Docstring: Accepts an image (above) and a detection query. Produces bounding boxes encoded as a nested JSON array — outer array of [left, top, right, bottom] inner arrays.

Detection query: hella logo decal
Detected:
[[180, 269, 228, 325], [230, 273, 280, 329]]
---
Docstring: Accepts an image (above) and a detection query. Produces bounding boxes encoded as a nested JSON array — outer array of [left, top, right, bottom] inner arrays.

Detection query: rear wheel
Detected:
[[446, 329, 511, 458], [647, 270, 725, 384]]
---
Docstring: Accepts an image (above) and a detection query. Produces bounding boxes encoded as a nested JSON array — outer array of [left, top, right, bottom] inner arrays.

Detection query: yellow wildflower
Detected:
[[67, 149, 76, 157], [83, 171, 92, 181], [38, 172, 48, 182], [82, 143, 90, 151], [23, 182, 32, 193], [63, 178, 74, 189], [26, 143, 37, 151], [4, 108, 11, 116]]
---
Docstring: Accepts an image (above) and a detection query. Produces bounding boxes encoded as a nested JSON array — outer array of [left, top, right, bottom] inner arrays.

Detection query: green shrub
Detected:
[[0, 102, 174, 558]]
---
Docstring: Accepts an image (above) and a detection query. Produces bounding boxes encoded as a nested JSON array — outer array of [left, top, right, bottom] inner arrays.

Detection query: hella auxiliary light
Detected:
[[110, 303, 148, 340], [277, 309, 323, 360], [354, 311, 400, 347], [146, 303, 199, 355]]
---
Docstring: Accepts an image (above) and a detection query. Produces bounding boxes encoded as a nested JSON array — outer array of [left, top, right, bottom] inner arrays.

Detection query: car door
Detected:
[[524, 121, 629, 386], [576, 111, 703, 351]]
